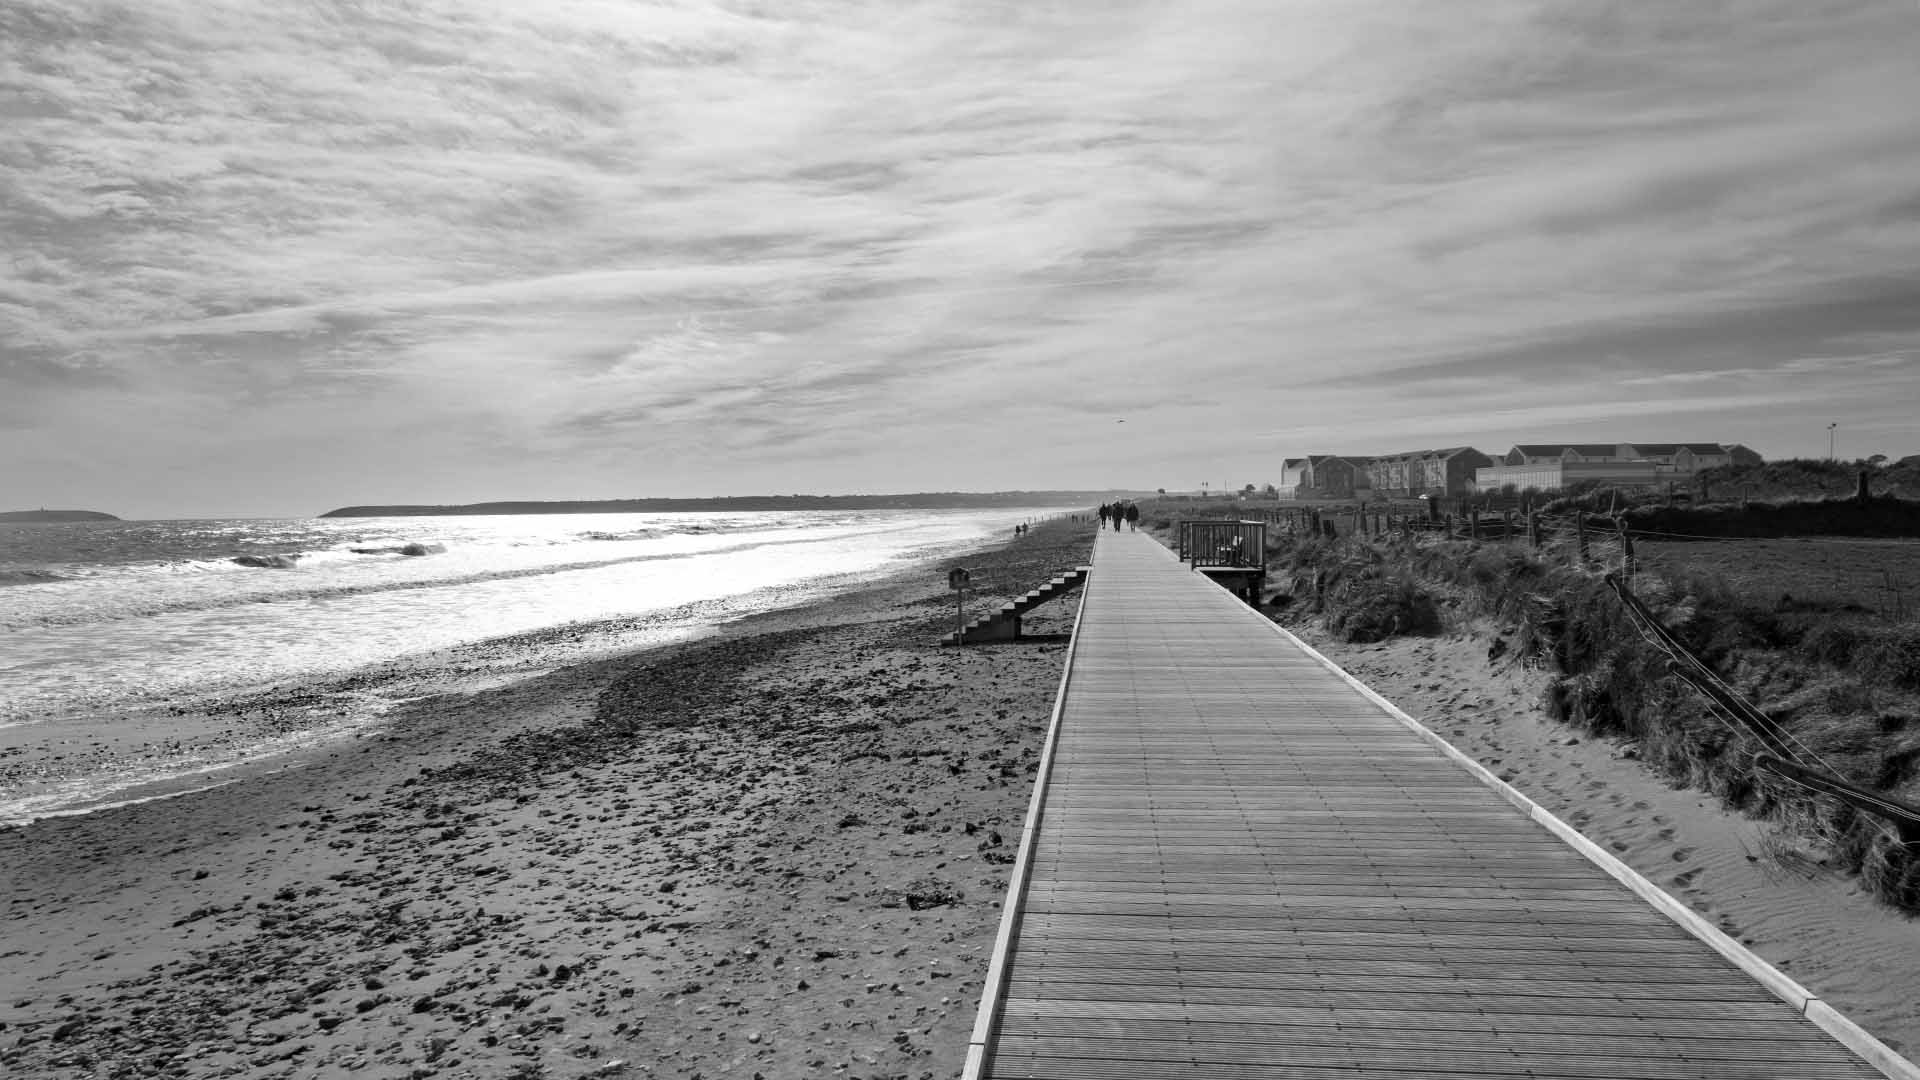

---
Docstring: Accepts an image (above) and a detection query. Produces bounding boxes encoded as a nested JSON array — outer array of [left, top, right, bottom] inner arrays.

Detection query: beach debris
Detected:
[[879, 877, 962, 911]]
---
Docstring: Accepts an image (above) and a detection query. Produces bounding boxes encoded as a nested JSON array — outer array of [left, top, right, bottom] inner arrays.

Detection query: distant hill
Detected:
[[0, 509, 121, 522], [319, 492, 1144, 518]]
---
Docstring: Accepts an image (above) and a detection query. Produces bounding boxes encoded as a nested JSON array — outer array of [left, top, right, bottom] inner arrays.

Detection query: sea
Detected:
[[0, 508, 1058, 825]]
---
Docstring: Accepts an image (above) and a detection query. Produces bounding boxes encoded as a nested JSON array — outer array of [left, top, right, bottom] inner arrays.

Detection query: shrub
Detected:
[[1855, 626, 1920, 692], [1325, 570, 1441, 643]]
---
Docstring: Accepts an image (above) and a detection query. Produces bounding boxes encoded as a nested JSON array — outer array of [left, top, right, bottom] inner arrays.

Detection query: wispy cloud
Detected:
[[3, 0, 1918, 514]]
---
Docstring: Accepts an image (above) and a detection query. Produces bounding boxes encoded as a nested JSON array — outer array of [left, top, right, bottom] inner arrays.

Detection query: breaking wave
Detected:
[[3, 532, 871, 632]]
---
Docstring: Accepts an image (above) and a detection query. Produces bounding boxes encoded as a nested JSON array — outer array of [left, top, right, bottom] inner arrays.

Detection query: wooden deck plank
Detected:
[[967, 531, 1903, 1080]]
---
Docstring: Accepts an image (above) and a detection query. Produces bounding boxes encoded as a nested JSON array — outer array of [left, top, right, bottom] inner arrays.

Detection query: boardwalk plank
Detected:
[[971, 532, 1894, 1080]]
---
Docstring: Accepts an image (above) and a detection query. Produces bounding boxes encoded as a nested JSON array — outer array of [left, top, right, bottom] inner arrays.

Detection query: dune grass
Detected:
[[1263, 528, 1920, 911]]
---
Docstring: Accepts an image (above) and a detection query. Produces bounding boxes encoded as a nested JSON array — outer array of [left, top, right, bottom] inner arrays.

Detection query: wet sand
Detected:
[[1, 520, 1095, 1079]]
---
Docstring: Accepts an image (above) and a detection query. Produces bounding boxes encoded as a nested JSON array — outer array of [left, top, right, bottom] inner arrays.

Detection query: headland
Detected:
[[0, 510, 120, 522], [320, 491, 1147, 517]]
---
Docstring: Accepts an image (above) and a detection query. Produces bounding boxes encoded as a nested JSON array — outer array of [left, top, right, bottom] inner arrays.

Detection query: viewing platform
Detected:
[[964, 530, 1914, 1080]]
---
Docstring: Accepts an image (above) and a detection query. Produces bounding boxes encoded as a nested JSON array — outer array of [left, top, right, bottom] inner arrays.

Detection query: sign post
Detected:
[[947, 567, 972, 643]]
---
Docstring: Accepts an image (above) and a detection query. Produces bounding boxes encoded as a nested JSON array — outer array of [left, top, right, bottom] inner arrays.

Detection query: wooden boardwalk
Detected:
[[965, 530, 1912, 1080]]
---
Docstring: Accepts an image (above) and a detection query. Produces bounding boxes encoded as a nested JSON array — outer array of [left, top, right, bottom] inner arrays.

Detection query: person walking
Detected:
[[1124, 502, 1139, 531], [1097, 504, 1111, 530]]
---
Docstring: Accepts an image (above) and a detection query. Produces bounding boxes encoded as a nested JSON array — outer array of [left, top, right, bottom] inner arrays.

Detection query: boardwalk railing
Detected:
[[1176, 519, 1265, 567]]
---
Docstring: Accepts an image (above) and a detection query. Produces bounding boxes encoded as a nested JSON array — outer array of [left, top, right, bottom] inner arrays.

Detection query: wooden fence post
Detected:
[[1576, 514, 1589, 561], [1528, 511, 1540, 549], [1616, 518, 1634, 582]]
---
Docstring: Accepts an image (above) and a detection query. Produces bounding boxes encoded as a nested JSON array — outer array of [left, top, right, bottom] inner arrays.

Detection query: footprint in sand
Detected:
[[1670, 847, 1693, 862], [1632, 801, 1651, 811], [1609, 840, 1630, 852], [1671, 869, 1701, 887], [1657, 828, 1676, 841]]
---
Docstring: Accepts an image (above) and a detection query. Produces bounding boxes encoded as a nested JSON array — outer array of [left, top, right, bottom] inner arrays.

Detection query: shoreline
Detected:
[[1, 518, 1096, 1078], [0, 534, 1017, 827]]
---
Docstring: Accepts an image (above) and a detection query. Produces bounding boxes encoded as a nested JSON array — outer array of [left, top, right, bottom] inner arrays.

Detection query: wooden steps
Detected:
[[945, 566, 1091, 644]]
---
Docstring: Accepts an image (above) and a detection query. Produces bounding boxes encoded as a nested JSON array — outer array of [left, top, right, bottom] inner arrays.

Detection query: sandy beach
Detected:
[[1, 519, 1095, 1079]]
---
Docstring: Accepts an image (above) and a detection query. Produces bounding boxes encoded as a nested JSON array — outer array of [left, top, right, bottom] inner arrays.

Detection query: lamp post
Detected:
[[1828, 422, 1837, 461]]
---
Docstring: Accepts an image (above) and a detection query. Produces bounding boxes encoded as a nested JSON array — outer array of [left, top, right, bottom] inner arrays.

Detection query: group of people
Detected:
[[1098, 502, 1139, 531]]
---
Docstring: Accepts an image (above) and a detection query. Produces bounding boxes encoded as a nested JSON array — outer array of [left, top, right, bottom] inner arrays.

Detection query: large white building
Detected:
[[1474, 442, 1761, 493]]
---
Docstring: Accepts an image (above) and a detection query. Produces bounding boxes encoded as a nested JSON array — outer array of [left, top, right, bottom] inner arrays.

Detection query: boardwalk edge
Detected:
[[961, 564, 1090, 1080], [1257, 614, 1920, 1080]]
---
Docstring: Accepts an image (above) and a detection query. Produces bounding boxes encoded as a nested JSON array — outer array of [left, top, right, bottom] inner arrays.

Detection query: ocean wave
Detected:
[[347, 542, 447, 557], [2, 532, 848, 632], [233, 553, 304, 568], [0, 568, 71, 587]]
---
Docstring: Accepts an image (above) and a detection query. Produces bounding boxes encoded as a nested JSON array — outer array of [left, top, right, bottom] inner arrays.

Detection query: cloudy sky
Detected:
[[4, 0, 1918, 517]]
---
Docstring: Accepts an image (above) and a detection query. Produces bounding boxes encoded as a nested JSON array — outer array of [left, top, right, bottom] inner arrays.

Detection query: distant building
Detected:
[[1501, 444, 1625, 466], [1279, 458, 1309, 494], [1476, 460, 1661, 493], [1499, 443, 1738, 472], [1279, 455, 1371, 499], [1476, 442, 1754, 492], [1363, 447, 1492, 497], [1622, 443, 1735, 473], [1285, 441, 1760, 497]]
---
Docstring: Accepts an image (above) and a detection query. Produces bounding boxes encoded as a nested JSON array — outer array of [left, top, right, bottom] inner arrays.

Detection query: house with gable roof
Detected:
[[1279, 455, 1372, 499]]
